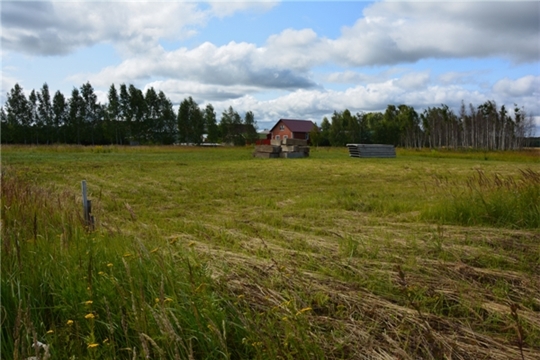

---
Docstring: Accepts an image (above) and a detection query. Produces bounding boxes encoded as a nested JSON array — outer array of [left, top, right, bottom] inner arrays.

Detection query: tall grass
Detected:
[[423, 168, 540, 228], [0, 170, 253, 359]]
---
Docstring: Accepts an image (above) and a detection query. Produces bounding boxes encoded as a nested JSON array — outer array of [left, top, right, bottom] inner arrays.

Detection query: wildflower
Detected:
[[107, 263, 113, 267], [98, 271, 105, 275], [85, 300, 93, 305], [164, 297, 173, 303], [66, 320, 74, 326], [46, 329, 54, 334], [87, 343, 99, 349], [85, 313, 95, 319]]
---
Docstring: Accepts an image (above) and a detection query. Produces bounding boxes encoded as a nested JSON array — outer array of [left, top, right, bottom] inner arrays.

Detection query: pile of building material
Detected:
[[253, 138, 310, 158], [346, 144, 396, 158]]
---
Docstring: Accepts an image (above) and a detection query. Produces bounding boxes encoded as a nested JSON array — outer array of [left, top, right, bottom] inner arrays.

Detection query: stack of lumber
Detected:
[[253, 139, 310, 158], [346, 144, 396, 158]]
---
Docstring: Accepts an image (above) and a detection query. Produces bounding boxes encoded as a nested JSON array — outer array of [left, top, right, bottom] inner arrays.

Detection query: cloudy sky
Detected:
[[2, 1, 539, 132]]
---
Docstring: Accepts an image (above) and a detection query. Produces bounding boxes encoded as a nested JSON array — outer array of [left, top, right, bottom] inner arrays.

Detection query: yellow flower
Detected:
[[46, 329, 54, 334], [98, 271, 105, 275], [87, 343, 99, 348], [85, 313, 95, 319], [107, 263, 113, 267], [164, 297, 173, 303], [66, 320, 74, 326], [85, 300, 93, 305]]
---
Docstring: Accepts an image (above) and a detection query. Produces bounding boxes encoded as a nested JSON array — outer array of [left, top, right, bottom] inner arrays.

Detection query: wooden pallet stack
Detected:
[[346, 144, 396, 158], [253, 138, 310, 158]]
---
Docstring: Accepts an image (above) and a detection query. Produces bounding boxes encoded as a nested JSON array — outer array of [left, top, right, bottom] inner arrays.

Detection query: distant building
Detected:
[[269, 119, 315, 142]]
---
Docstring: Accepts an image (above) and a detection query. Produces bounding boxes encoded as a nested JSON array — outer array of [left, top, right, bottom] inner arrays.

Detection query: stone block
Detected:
[[255, 145, 281, 153]]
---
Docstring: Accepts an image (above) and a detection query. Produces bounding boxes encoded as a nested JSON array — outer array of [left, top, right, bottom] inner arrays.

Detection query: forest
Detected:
[[1, 81, 536, 149]]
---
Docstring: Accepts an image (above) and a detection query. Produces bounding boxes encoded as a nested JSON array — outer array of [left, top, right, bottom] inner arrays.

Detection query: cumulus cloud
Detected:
[[71, 41, 318, 91], [209, 80, 492, 127], [493, 75, 540, 97], [329, 2, 539, 66], [2, 2, 224, 56]]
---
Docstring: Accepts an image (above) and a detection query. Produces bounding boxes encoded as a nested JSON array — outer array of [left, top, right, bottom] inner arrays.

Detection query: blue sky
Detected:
[[2, 1, 539, 133]]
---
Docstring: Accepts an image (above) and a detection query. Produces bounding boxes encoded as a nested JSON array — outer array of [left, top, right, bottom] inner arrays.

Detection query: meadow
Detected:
[[1, 145, 539, 359]]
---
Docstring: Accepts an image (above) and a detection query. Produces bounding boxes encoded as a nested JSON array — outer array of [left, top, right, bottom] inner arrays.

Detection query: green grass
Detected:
[[1, 145, 539, 359]]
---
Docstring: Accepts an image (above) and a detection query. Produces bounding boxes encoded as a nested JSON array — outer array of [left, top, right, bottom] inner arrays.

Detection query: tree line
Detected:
[[311, 102, 535, 150], [1, 82, 258, 146], [2, 82, 535, 149]]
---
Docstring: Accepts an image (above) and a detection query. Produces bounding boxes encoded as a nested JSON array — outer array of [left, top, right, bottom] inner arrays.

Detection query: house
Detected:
[[269, 119, 315, 142]]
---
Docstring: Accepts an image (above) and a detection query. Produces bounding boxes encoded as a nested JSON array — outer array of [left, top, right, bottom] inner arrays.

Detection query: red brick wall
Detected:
[[270, 123, 293, 140]]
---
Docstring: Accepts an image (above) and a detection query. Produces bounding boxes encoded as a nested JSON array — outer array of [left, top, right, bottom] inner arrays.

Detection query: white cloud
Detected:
[[493, 75, 540, 97], [329, 2, 539, 66], [1, 1, 272, 57], [394, 71, 431, 90], [71, 41, 317, 90]]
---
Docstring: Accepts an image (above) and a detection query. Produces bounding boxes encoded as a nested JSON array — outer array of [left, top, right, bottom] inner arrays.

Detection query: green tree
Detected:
[[28, 90, 40, 144], [37, 83, 53, 144], [178, 97, 203, 144], [329, 111, 346, 146], [119, 84, 132, 141], [80, 82, 99, 144], [309, 122, 322, 147], [244, 111, 258, 145], [4, 83, 30, 143], [68, 88, 84, 144], [128, 85, 147, 143], [145, 87, 160, 143], [158, 91, 177, 145], [106, 84, 122, 144], [52, 90, 67, 143], [204, 104, 219, 143], [319, 117, 331, 146]]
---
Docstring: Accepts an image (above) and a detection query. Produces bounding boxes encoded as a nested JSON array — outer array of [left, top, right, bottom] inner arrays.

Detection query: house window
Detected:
[[283, 135, 288, 139], [279, 125, 285, 131], [275, 135, 280, 140]]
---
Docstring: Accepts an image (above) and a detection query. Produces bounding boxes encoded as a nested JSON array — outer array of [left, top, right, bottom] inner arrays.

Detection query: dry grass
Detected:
[[2, 145, 539, 359]]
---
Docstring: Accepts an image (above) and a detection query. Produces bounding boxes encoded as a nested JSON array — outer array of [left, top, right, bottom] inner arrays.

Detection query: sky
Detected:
[[1, 0, 539, 133]]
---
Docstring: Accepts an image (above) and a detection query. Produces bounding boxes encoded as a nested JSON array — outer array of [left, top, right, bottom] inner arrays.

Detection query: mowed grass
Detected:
[[2, 145, 539, 359]]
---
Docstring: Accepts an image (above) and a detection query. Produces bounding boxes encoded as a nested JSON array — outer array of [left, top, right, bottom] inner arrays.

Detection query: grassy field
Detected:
[[1, 145, 539, 359]]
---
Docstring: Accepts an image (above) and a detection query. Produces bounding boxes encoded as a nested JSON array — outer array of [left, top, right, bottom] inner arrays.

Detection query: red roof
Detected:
[[271, 119, 315, 133]]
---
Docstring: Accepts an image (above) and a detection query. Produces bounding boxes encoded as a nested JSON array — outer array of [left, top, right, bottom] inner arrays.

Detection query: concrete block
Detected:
[[282, 138, 307, 146], [281, 145, 299, 152], [253, 151, 280, 158], [279, 151, 305, 158], [255, 145, 281, 153]]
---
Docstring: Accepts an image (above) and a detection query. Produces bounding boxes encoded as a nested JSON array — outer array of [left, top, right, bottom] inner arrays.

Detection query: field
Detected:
[[1, 145, 539, 360]]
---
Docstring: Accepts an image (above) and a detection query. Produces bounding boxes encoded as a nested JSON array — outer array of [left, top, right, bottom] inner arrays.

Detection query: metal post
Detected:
[[82, 180, 88, 224]]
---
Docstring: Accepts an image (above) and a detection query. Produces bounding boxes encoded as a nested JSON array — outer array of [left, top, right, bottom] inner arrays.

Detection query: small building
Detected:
[[269, 119, 315, 142]]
